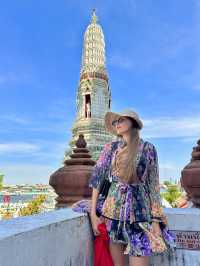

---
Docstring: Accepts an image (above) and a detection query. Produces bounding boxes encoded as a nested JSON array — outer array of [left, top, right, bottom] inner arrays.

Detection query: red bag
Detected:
[[94, 222, 114, 266]]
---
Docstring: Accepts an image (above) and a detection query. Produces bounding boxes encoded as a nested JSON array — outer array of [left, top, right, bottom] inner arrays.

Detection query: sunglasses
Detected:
[[111, 117, 126, 127]]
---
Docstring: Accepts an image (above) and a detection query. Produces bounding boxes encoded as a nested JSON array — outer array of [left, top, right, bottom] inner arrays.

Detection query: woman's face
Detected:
[[112, 116, 134, 135]]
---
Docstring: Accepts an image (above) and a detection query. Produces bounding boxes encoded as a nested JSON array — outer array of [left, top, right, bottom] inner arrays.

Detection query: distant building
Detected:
[[65, 10, 115, 160]]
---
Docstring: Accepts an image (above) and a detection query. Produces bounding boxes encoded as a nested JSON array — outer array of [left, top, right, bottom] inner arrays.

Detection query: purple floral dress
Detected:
[[72, 138, 176, 256]]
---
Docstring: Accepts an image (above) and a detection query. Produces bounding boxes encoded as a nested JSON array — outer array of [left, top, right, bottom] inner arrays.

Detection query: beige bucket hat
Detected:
[[104, 109, 143, 135]]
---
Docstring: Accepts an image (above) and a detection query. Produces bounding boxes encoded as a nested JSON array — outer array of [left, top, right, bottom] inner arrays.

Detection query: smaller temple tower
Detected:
[[66, 10, 115, 160]]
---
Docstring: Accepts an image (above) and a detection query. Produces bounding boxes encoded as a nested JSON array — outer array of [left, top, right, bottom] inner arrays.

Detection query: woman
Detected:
[[72, 109, 176, 266]]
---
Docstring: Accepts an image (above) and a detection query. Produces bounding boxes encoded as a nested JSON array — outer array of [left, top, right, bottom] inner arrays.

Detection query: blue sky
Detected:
[[0, 0, 199, 184]]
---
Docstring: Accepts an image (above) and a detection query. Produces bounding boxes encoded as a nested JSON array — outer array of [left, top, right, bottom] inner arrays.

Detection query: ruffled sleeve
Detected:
[[88, 141, 113, 191], [146, 143, 166, 223]]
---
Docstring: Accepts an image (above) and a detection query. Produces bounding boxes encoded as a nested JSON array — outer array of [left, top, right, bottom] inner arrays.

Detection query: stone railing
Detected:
[[0, 208, 200, 266], [0, 209, 93, 266]]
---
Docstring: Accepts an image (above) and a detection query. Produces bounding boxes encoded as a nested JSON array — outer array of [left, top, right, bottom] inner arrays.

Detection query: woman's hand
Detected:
[[152, 221, 162, 238], [90, 212, 101, 236]]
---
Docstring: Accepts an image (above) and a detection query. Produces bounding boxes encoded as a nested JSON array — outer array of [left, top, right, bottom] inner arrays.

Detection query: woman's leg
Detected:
[[129, 255, 150, 266], [109, 240, 126, 266]]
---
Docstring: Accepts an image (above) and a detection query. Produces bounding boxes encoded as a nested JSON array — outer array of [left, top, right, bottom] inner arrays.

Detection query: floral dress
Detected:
[[72, 138, 176, 256]]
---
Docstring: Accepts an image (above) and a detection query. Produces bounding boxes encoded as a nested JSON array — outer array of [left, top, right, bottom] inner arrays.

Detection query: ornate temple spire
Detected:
[[66, 10, 113, 161], [91, 9, 97, 24], [80, 9, 107, 77]]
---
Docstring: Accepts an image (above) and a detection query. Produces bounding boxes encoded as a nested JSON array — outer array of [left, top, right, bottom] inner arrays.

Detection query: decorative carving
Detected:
[[49, 135, 96, 208], [81, 10, 107, 76], [86, 101, 91, 118], [91, 9, 98, 24], [181, 139, 200, 207], [66, 10, 113, 164]]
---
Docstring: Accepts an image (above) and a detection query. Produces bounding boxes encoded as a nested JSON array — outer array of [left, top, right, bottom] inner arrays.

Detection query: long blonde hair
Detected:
[[112, 124, 140, 184]]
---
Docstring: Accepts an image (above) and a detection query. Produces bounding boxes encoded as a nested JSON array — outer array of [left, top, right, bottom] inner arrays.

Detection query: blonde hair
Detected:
[[112, 123, 140, 184]]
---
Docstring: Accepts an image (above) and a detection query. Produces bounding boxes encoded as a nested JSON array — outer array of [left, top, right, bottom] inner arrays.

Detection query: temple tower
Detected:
[[66, 10, 115, 160]]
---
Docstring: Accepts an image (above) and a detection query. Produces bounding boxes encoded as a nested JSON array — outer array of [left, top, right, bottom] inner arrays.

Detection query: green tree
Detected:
[[163, 180, 172, 186], [18, 195, 47, 216], [161, 183, 182, 207], [0, 173, 4, 190]]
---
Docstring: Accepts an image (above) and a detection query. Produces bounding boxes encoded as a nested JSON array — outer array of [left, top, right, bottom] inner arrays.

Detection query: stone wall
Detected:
[[150, 208, 200, 266], [0, 209, 93, 266], [0, 208, 200, 266]]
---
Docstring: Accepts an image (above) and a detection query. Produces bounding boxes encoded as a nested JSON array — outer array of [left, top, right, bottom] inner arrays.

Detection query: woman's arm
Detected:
[[90, 187, 101, 236], [146, 143, 164, 222], [88, 141, 112, 235], [88, 141, 112, 191], [90, 188, 99, 216]]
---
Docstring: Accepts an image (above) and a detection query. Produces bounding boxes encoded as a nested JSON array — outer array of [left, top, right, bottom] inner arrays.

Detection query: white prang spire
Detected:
[[67, 9, 113, 161], [81, 9, 107, 75]]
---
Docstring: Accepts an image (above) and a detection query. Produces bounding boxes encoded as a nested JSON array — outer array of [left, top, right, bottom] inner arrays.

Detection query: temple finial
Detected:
[[91, 8, 98, 24]]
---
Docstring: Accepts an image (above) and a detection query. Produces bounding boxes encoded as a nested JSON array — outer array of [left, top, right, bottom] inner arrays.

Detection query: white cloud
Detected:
[[0, 140, 70, 184], [179, 137, 198, 143], [0, 139, 69, 163], [108, 23, 195, 72], [159, 162, 182, 181], [0, 73, 16, 84], [109, 55, 133, 70], [1, 161, 180, 185], [0, 114, 30, 125], [142, 115, 200, 139], [159, 163, 178, 171], [0, 142, 40, 154], [0, 111, 73, 134], [1, 163, 58, 185], [0, 75, 6, 84], [0, 71, 33, 85], [192, 84, 200, 91]]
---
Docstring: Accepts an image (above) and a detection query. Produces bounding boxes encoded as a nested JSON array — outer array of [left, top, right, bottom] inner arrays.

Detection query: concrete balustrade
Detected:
[[0, 208, 200, 266], [0, 209, 93, 266]]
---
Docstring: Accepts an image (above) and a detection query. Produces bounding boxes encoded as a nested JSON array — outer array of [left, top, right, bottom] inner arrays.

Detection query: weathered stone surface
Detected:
[[1, 208, 200, 266], [181, 139, 200, 207], [0, 209, 93, 266], [49, 135, 95, 208]]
